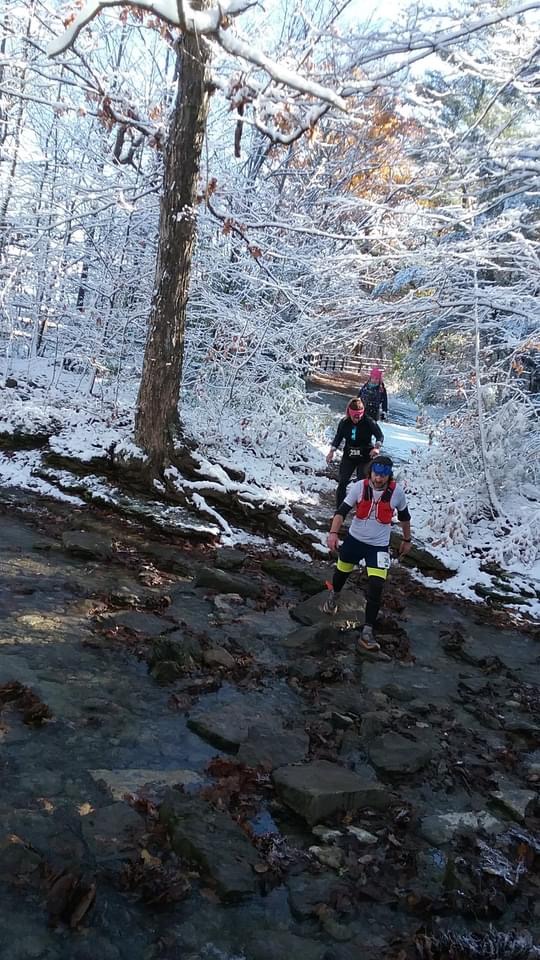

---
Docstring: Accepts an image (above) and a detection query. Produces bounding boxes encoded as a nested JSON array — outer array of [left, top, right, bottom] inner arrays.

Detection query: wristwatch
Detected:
[[403, 538, 412, 543]]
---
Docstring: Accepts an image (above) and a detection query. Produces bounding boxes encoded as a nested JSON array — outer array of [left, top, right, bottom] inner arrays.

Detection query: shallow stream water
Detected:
[[0, 490, 538, 960]]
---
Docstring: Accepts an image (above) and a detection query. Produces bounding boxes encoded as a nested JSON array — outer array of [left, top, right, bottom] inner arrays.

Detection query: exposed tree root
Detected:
[[34, 436, 324, 555]]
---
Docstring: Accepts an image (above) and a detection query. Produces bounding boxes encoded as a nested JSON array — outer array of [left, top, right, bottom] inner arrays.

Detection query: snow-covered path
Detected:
[[378, 418, 430, 467]]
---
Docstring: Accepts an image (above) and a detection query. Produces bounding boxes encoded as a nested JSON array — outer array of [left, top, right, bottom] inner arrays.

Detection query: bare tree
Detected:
[[135, 26, 211, 465], [47, 0, 352, 468]]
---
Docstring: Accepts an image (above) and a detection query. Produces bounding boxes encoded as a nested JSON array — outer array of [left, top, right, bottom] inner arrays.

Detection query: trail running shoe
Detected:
[[358, 625, 380, 651], [322, 592, 338, 615]]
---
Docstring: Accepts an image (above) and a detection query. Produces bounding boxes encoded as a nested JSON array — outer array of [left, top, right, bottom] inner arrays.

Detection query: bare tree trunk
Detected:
[[76, 221, 95, 312], [33, 76, 68, 356], [0, 11, 10, 148], [0, 97, 24, 264], [0, 0, 35, 264], [135, 26, 211, 468], [471, 229, 504, 519]]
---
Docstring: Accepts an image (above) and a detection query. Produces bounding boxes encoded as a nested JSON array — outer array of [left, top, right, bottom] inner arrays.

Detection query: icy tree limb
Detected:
[[345, 2, 540, 78], [47, 0, 348, 112], [215, 31, 348, 111], [47, 0, 256, 56]]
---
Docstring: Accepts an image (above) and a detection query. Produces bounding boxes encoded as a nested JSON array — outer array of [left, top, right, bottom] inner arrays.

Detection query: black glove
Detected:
[[380, 412, 386, 421]]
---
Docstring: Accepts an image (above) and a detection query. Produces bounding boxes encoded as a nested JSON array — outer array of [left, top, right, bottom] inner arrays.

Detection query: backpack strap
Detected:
[[381, 480, 396, 502]]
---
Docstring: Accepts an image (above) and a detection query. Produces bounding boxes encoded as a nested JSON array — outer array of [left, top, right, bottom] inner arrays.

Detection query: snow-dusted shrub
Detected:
[[408, 393, 540, 567], [181, 254, 338, 472], [182, 371, 331, 473], [372, 266, 425, 299]]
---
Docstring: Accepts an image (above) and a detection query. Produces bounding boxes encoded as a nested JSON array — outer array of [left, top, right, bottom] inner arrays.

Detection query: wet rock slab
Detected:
[[381, 683, 416, 702], [287, 871, 344, 919], [187, 699, 287, 753], [503, 716, 540, 741], [62, 530, 113, 559], [195, 566, 262, 599], [368, 732, 435, 774], [89, 768, 204, 800], [454, 636, 508, 667], [319, 684, 368, 717], [150, 660, 187, 683], [280, 624, 327, 655], [0, 807, 87, 864], [290, 591, 364, 627], [237, 724, 309, 770], [203, 646, 236, 669], [5, 485, 540, 956], [261, 558, 326, 595], [188, 702, 254, 752], [0, 834, 42, 876], [164, 588, 215, 631], [99, 610, 175, 637], [160, 791, 262, 898], [489, 780, 538, 822], [81, 802, 145, 863], [419, 810, 504, 845], [150, 630, 203, 666], [215, 547, 246, 570], [243, 930, 327, 960], [273, 759, 389, 824]]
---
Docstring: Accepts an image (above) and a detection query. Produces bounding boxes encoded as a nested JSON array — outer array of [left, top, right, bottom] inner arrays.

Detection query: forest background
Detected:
[[0, 0, 539, 592]]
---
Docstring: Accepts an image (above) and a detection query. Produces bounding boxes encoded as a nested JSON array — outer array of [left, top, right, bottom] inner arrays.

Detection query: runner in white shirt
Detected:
[[322, 456, 413, 651]]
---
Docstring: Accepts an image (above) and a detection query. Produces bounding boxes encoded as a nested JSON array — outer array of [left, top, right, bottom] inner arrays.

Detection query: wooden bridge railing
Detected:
[[306, 354, 384, 376]]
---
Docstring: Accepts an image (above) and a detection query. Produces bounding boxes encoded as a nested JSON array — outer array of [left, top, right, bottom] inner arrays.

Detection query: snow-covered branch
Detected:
[[215, 31, 348, 112], [47, 0, 256, 56], [47, 0, 349, 113]]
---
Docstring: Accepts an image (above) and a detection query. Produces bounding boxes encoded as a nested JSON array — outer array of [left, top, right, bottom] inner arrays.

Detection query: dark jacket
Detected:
[[358, 381, 388, 419], [331, 416, 384, 460]]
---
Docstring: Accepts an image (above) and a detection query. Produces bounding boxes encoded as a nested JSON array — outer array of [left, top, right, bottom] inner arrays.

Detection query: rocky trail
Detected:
[[0, 489, 539, 960]]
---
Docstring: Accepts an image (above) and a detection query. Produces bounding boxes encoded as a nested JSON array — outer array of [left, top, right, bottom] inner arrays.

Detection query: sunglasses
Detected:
[[372, 464, 391, 476]]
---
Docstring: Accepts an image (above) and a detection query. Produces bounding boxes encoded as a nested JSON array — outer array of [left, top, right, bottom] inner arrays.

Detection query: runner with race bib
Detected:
[[326, 398, 384, 510], [322, 455, 413, 652]]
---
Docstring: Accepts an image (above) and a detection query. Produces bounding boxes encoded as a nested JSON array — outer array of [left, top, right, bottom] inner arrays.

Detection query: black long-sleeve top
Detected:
[[330, 416, 384, 460], [358, 381, 388, 417]]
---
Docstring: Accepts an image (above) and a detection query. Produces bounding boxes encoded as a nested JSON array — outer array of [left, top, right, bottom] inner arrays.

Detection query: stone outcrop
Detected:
[[237, 724, 309, 770], [195, 566, 262, 599], [89, 768, 203, 800], [419, 811, 503, 845], [159, 791, 262, 899], [62, 530, 113, 560], [273, 760, 389, 824], [368, 732, 435, 775]]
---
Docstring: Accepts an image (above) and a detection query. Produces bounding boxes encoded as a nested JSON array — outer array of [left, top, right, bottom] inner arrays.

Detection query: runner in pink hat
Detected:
[[358, 367, 388, 421]]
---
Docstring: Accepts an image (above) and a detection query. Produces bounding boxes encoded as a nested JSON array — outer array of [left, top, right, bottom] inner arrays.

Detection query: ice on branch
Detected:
[[47, 0, 349, 113]]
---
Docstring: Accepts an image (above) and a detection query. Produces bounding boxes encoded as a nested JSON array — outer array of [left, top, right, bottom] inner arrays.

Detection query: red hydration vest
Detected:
[[355, 479, 396, 524]]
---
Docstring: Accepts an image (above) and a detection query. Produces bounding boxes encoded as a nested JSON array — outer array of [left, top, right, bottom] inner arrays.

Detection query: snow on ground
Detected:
[[380, 418, 430, 465], [0, 363, 537, 621], [0, 449, 84, 505], [0, 360, 334, 533]]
